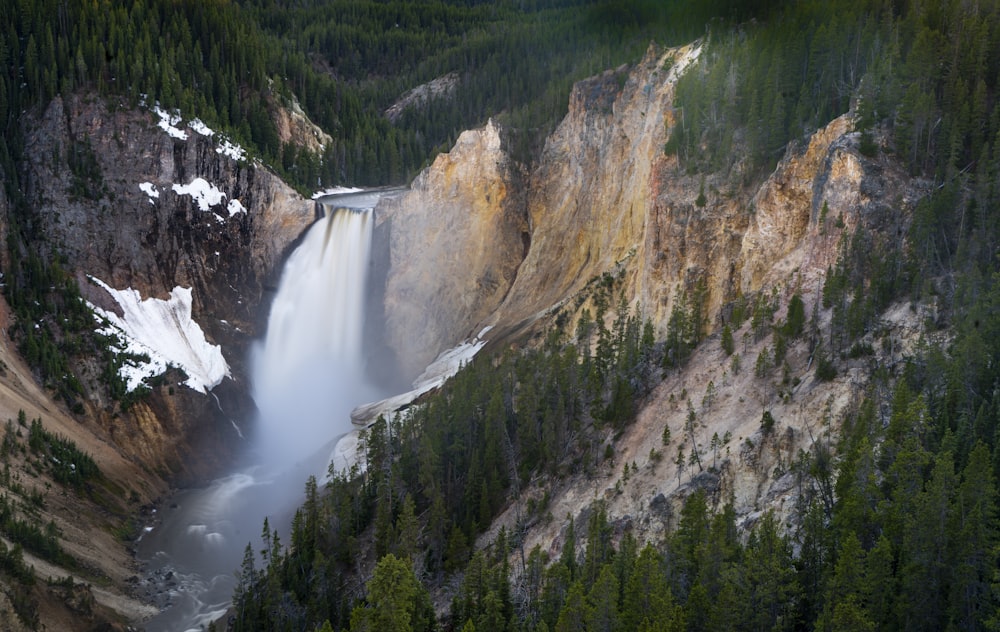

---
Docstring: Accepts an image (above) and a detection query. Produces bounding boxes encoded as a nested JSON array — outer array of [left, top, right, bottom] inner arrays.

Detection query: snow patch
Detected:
[[92, 320, 168, 394], [153, 105, 188, 140], [311, 186, 363, 200], [226, 199, 247, 217], [347, 327, 492, 428], [87, 276, 230, 394], [147, 101, 248, 164], [412, 326, 492, 391], [172, 178, 227, 212], [189, 118, 214, 137], [332, 328, 492, 478], [139, 182, 160, 202], [216, 139, 246, 161]]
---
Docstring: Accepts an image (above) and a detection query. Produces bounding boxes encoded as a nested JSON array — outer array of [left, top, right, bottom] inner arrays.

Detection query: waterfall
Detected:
[[140, 193, 390, 632], [251, 203, 380, 467]]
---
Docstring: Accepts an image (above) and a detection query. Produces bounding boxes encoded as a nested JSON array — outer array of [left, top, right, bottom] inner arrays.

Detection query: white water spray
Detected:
[[252, 204, 381, 467], [139, 194, 386, 632]]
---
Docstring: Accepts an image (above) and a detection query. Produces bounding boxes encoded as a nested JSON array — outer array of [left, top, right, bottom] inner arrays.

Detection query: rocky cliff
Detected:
[[377, 43, 726, 366], [374, 119, 529, 379], [378, 41, 930, 554], [19, 93, 316, 481], [381, 40, 925, 375]]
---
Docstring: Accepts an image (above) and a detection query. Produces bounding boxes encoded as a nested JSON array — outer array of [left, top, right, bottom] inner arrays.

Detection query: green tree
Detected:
[[949, 443, 998, 630], [721, 324, 735, 356], [622, 545, 683, 631], [783, 294, 805, 338], [394, 493, 420, 564], [741, 512, 799, 632], [585, 565, 619, 632], [898, 451, 956, 631], [816, 533, 874, 632], [349, 554, 434, 632], [582, 503, 613, 587], [864, 536, 897, 630], [554, 580, 588, 632]]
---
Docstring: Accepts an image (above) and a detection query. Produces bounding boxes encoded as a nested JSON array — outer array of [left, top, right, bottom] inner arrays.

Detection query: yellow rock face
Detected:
[[380, 41, 926, 386], [379, 120, 528, 379], [499, 43, 704, 333]]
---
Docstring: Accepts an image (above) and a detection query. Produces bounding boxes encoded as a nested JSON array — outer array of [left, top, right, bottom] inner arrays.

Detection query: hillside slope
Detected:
[[0, 290, 161, 628]]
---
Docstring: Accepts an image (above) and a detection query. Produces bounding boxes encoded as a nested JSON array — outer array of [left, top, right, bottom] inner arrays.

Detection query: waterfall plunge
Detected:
[[251, 205, 381, 468], [139, 197, 388, 632]]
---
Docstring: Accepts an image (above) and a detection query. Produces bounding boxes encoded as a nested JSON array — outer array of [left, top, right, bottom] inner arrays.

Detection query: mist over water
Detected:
[[139, 197, 386, 632], [252, 206, 381, 467]]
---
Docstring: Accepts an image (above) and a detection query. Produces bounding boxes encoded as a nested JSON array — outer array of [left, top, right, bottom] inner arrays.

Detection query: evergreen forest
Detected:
[[3, 0, 1000, 630], [0, 0, 726, 191]]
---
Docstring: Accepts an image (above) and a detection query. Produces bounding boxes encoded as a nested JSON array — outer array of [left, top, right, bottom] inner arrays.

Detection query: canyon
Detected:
[[3, 39, 931, 628]]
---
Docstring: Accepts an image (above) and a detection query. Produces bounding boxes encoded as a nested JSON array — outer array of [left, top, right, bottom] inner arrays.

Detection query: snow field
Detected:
[[87, 276, 230, 394]]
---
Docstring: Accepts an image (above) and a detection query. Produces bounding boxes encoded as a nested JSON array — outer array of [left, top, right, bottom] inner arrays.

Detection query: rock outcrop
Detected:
[[271, 92, 333, 155], [19, 93, 316, 481], [25, 94, 312, 334], [384, 72, 461, 123], [375, 119, 528, 379], [499, 45, 704, 333]]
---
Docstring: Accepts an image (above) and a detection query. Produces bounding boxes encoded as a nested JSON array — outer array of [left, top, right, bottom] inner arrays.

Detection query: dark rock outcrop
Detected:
[[19, 93, 314, 482]]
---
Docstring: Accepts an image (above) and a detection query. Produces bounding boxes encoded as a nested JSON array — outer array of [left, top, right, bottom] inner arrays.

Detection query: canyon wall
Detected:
[[374, 119, 529, 379], [382, 42, 924, 372], [19, 93, 316, 481], [379, 42, 929, 549]]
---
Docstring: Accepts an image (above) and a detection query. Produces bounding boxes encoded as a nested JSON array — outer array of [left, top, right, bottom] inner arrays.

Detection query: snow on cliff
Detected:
[[172, 178, 227, 212], [87, 277, 230, 394], [311, 186, 363, 200], [153, 105, 188, 140], [331, 327, 493, 478], [149, 101, 247, 161], [139, 182, 159, 203]]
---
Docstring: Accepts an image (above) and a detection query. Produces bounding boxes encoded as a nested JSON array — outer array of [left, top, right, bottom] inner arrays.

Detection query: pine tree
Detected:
[[721, 324, 734, 356], [553, 580, 587, 632], [898, 451, 956, 631], [582, 503, 612, 587], [394, 493, 420, 565], [349, 554, 434, 632], [561, 516, 578, 580], [816, 533, 874, 632], [741, 512, 799, 632], [949, 442, 998, 630], [585, 566, 619, 632], [622, 545, 682, 632]]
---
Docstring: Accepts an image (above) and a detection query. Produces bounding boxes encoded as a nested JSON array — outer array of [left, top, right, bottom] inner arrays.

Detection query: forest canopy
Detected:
[[0, 0, 732, 191]]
